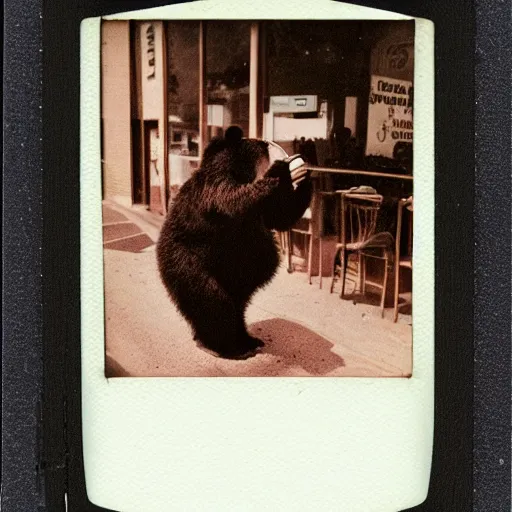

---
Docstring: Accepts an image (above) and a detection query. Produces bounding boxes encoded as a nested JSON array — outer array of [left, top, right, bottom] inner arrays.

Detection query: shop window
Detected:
[[265, 21, 371, 171], [166, 21, 201, 202], [205, 21, 251, 141], [166, 21, 200, 156]]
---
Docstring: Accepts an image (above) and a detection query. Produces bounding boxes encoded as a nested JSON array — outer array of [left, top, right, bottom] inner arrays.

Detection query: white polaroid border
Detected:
[[81, 2, 434, 511]]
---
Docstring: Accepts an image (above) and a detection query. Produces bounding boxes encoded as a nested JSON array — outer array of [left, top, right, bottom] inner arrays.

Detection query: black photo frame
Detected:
[[2, 0, 510, 510]]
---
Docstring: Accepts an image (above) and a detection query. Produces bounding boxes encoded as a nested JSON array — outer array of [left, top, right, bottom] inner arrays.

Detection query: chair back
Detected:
[[340, 193, 384, 246], [397, 196, 413, 258]]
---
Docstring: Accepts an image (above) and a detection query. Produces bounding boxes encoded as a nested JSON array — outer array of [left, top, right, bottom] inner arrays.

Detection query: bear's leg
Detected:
[[170, 272, 258, 360], [235, 303, 265, 350]]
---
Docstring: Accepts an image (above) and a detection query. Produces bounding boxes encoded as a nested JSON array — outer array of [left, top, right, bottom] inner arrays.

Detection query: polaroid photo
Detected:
[[81, 1, 434, 510]]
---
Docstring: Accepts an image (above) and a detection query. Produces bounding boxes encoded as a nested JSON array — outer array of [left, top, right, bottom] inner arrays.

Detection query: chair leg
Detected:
[[307, 233, 313, 285], [340, 249, 348, 299], [393, 259, 400, 323], [357, 252, 364, 294], [286, 231, 292, 273], [362, 255, 367, 294], [319, 236, 323, 289], [381, 254, 389, 318], [330, 248, 340, 294]]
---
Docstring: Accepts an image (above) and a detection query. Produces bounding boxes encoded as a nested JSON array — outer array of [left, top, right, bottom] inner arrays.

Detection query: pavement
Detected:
[[102, 200, 412, 378]]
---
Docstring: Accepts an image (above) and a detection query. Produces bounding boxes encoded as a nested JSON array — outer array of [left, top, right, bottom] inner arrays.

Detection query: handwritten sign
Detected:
[[146, 24, 156, 80], [365, 75, 413, 158]]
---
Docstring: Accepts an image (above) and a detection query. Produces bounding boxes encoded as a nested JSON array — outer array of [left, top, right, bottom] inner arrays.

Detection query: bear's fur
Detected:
[[156, 128, 312, 359]]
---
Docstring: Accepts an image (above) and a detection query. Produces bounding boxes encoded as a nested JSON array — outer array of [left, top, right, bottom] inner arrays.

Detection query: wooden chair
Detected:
[[317, 187, 372, 290], [329, 192, 394, 318], [393, 196, 413, 322], [283, 172, 332, 283], [276, 207, 314, 278], [293, 209, 314, 282], [317, 191, 341, 289]]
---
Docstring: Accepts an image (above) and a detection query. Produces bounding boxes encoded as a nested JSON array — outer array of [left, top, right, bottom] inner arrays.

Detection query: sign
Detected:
[[366, 75, 413, 158], [386, 43, 411, 72], [146, 24, 156, 80], [139, 21, 163, 121], [269, 95, 317, 114]]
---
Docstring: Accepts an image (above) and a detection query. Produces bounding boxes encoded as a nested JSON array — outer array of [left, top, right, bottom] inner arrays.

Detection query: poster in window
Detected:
[[365, 74, 413, 159]]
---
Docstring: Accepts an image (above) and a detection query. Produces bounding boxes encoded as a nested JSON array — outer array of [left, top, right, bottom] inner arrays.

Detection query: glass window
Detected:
[[166, 21, 201, 201], [205, 21, 251, 141], [265, 21, 370, 170]]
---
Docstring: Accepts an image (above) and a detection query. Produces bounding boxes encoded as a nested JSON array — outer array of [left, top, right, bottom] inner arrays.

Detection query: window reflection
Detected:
[[166, 21, 200, 202], [264, 20, 413, 178], [265, 21, 371, 171], [205, 22, 251, 141]]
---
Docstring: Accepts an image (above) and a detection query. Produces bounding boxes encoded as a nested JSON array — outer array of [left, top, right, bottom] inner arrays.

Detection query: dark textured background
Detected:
[[2, 0, 510, 511], [3, 1, 46, 511], [474, 0, 511, 509]]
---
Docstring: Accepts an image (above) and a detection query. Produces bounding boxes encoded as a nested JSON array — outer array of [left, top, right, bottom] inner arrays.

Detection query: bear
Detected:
[[156, 126, 312, 360]]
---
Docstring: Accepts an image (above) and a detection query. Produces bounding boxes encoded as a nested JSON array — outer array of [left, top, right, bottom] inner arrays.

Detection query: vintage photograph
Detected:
[[101, 19, 415, 377]]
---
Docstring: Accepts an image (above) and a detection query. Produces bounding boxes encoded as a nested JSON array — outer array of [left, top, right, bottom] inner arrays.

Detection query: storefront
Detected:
[[101, 19, 414, 293], [102, 20, 412, 202]]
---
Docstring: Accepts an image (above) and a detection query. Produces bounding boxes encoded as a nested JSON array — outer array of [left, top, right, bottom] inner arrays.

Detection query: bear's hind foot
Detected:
[[243, 334, 265, 350], [219, 346, 259, 360], [194, 338, 259, 360]]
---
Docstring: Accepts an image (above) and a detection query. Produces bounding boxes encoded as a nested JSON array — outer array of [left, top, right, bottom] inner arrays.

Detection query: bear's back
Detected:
[[159, 168, 278, 283]]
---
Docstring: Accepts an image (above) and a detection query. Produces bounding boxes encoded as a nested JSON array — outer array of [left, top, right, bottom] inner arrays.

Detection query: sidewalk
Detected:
[[103, 200, 412, 378]]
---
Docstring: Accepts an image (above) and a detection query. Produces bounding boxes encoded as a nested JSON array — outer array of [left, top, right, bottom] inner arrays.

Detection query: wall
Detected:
[[262, 114, 328, 142], [344, 97, 358, 138], [273, 116, 328, 141], [101, 21, 132, 205]]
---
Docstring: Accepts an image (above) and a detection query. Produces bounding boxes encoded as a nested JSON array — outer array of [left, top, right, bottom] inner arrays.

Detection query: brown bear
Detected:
[[156, 127, 312, 359]]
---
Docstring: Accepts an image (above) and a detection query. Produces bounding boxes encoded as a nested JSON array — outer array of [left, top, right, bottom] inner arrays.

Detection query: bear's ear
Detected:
[[224, 125, 244, 144]]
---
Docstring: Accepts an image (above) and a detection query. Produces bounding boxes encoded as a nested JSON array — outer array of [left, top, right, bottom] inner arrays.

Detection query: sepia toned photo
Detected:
[[101, 19, 415, 377]]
